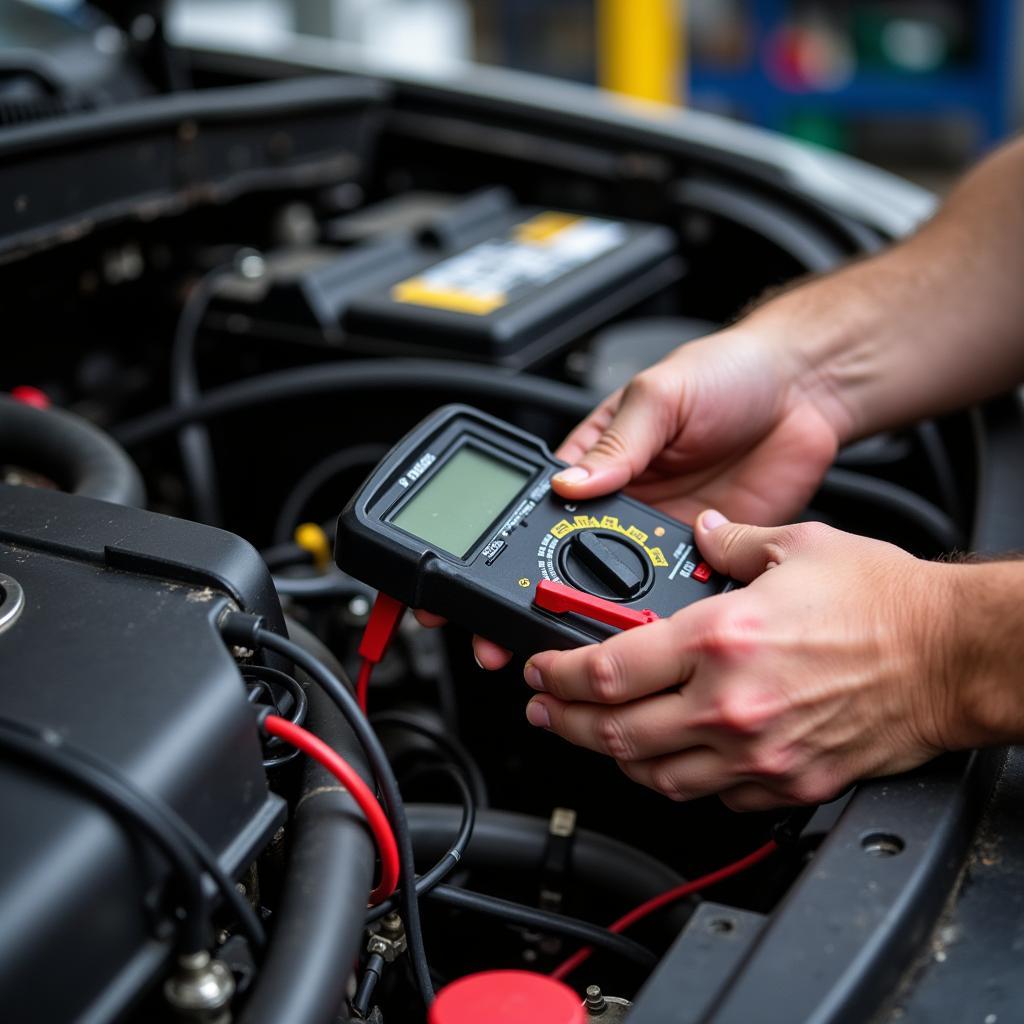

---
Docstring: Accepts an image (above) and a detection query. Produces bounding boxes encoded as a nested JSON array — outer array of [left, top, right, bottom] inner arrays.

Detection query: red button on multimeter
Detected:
[[337, 404, 734, 656]]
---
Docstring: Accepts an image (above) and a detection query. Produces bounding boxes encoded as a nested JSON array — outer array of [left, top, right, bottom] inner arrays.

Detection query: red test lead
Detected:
[[356, 592, 407, 711]]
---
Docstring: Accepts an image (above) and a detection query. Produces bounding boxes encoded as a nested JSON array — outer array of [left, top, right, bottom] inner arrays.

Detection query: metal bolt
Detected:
[[164, 950, 235, 1022], [585, 986, 607, 1014], [583, 986, 631, 1020], [236, 251, 266, 280], [366, 914, 407, 962]]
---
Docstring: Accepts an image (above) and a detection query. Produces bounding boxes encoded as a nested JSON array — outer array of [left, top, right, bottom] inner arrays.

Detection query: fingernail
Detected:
[[701, 509, 729, 531], [553, 466, 589, 484], [473, 651, 484, 670], [526, 699, 550, 728], [524, 662, 545, 691]]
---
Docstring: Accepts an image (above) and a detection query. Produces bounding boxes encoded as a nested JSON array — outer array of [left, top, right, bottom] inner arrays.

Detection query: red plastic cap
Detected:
[[429, 971, 585, 1024], [10, 385, 50, 410]]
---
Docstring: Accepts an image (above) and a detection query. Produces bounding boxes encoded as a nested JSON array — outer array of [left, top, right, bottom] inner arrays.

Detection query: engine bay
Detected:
[[1, 19, 1022, 1023]]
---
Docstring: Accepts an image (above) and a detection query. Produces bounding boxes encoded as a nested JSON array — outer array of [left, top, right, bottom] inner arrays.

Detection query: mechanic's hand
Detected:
[[552, 326, 841, 525], [521, 511, 962, 811], [415, 325, 846, 670]]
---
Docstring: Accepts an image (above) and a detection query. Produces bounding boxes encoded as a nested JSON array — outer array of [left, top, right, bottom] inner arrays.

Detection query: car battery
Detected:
[[204, 188, 683, 369]]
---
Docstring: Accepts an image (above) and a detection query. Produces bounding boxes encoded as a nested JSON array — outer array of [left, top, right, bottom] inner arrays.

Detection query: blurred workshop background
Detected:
[[30, 0, 1024, 191]]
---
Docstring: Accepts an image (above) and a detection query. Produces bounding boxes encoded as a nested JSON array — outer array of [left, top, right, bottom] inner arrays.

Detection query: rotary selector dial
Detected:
[[557, 529, 651, 601]]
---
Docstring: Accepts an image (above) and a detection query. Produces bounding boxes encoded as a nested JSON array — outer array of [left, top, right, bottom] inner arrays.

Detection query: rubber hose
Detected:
[[405, 805, 689, 929], [111, 360, 598, 446], [170, 268, 229, 526], [272, 443, 389, 546], [819, 466, 962, 551], [111, 360, 960, 550], [239, 621, 375, 1024], [0, 396, 145, 507]]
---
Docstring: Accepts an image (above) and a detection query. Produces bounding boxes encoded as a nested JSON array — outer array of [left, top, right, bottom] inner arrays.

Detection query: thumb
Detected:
[[552, 377, 674, 499], [695, 510, 824, 583]]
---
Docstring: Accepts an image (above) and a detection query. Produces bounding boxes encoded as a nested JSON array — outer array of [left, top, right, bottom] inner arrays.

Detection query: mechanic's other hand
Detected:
[[522, 513, 962, 811], [553, 328, 844, 526], [412, 609, 511, 670]]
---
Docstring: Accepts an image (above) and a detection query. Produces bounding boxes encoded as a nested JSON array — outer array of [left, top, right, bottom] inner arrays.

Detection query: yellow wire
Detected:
[[294, 522, 332, 572]]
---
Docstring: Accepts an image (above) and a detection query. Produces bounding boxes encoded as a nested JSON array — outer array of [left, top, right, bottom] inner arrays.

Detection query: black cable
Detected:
[[0, 716, 271, 958], [351, 952, 387, 1018], [244, 624, 435, 1007], [0, 717, 207, 953], [244, 665, 309, 768], [914, 420, 964, 525], [272, 443, 389, 546], [407, 769, 474, 897], [371, 711, 489, 811], [113, 359, 961, 553], [426, 885, 657, 969], [819, 467, 963, 551], [112, 360, 598, 447], [244, 665, 308, 727], [247, 679, 284, 715], [0, 718, 266, 954], [169, 266, 231, 526], [272, 573, 368, 600], [261, 542, 313, 570], [405, 806, 686, 919], [366, 765, 476, 924]]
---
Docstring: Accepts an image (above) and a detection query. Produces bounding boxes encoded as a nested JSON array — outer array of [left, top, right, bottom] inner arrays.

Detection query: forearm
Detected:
[[742, 135, 1024, 442], [946, 558, 1024, 749]]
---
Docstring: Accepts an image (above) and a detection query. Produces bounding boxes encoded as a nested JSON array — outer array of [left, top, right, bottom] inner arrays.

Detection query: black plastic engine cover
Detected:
[[0, 484, 285, 1024]]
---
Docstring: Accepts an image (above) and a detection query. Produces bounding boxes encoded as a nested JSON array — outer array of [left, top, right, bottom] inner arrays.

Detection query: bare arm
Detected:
[[758, 135, 1024, 442], [549, 136, 1024, 529]]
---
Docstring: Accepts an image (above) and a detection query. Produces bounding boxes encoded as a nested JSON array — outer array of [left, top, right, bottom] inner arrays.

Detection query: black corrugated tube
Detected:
[[238, 621, 374, 1024]]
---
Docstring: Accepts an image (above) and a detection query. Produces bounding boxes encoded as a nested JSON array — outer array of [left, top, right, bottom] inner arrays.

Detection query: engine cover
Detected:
[[0, 484, 285, 1023]]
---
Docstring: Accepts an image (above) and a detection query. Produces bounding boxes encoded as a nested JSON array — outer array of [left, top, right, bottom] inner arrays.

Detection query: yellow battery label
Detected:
[[391, 213, 627, 316]]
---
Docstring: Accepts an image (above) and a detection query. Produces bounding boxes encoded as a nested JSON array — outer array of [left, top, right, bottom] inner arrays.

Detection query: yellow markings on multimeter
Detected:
[[550, 518, 668, 568]]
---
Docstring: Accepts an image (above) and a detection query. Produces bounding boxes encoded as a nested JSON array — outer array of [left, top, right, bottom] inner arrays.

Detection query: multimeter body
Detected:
[[337, 404, 733, 655]]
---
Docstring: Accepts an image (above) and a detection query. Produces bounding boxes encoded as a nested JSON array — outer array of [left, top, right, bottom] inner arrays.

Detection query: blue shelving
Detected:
[[689, 0, 1016, 151]]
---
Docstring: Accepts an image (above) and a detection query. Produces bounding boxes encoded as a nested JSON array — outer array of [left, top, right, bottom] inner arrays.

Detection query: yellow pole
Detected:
[[596, 0, 684, 106]]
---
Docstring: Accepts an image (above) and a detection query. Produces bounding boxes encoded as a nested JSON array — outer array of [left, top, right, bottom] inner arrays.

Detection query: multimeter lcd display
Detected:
[[390, 447, 530, 557]]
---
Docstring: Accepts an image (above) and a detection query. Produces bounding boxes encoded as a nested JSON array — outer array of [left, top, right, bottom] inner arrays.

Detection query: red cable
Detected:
[[551, 839, 779, 981], [356, 658, 373, 713], [356, 593, 406, 712], [262, 714, 400, 905]]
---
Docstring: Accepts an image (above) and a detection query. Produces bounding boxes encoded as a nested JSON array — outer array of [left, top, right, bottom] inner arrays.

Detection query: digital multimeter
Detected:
[[336, 405, 734, 655]]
